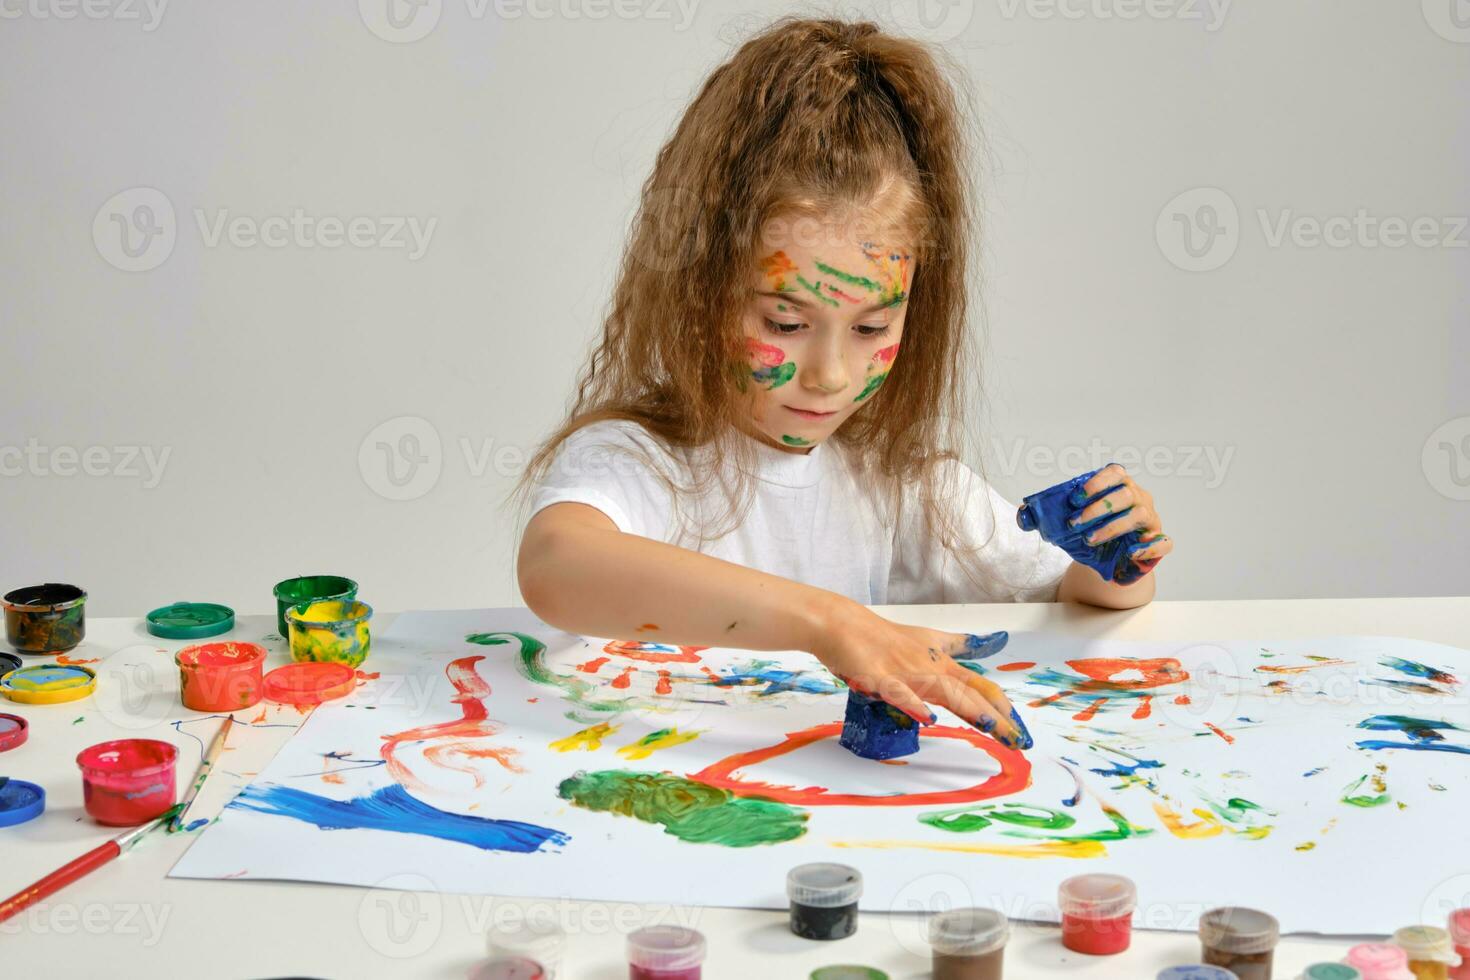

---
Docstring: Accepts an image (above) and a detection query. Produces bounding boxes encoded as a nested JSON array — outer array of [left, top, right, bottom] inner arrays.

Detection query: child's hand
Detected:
[[1068, 463, 1173, 580], [806, 599, 1031, 749]]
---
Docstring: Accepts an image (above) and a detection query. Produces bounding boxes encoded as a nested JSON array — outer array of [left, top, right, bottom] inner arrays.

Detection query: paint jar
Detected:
[[1448, 910, 1470, 980], [286, 599, 373, 667], [3, 583, 86, 653], [1300, 965, 1364, 980], [788, 863, 862, 941], [930, 907, 1009, 980], [76, 738, 179, 826], [1157, 967, 1241, 980], [487, 920, 566, 978], [1016, 468, 1152, 584], [469, 957, 546, 980], [1344, 944, 1415, 980], [272, 574, 358, 636], [839, 689, 920, 760], [626, 925, 705, 980], [176, 641, 266, 712], [1198, 906, 1280, 980], [809, 969, 890, 979], [1058, 873, 1136, 955], [1393, 926, 1462, 980]]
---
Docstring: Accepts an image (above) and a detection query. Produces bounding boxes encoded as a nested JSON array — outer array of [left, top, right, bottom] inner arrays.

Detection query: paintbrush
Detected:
[[0, 802, 183, 924], [171, 715, 233, 833]]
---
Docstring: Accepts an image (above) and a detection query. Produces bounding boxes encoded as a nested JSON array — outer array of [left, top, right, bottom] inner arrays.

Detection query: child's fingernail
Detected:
[[976, 715, 996, 734], [1009, 708, 1035, 750], [927, 712, 938, 726]]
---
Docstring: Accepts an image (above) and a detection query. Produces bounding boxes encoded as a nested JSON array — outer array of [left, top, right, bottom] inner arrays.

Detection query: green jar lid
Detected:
[[146, 601, 235, 639]]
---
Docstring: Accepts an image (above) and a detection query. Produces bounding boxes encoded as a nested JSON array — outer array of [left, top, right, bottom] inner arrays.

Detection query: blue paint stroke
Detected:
[[1303, 767, 1326, 777], [709, 664, 840, 697], [228, 783, 570, 853], [1379, 657, 1459, 687], [1353, 715, 1470, 756]]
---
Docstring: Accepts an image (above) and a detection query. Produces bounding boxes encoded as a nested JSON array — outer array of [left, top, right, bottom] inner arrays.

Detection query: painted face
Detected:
[[738, 232, 913, 452]]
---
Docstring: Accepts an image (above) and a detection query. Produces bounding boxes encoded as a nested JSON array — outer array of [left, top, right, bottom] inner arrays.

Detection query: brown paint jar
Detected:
[[1198, 906, 1280, 980], [930, 907, 1009, 980]]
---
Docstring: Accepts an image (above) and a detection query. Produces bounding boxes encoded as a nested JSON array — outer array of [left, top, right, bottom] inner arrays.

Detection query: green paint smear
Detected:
[[854, 371, 888, 403], [920, 803, 1076, 834], [1341, 774, 1391, 808], [759, 361, 797, 389], [812, 260, 883, 294], [1002, 805, 1154, 844], [468, 631, 629, 714], [795, 274, 840, 308], [781, 435, 811, 446], [558, 770, 808, 847], [1200, 795, 1277, 825]]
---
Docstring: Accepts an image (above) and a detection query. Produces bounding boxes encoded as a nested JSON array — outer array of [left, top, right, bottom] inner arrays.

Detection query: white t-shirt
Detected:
[[526, 419, 1073, 606]]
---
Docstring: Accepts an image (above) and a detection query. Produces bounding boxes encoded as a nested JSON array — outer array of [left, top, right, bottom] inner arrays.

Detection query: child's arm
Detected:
[[518, 502, 1027, 746], [1057, 560, 1155, 609]]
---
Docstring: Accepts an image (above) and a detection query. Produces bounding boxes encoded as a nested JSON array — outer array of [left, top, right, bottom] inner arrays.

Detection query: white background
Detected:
[[2, 0, 1467, 616]]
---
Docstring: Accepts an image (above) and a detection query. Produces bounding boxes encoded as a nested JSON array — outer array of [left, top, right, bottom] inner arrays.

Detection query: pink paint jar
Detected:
[[1449, 910, 1470, 980], [1344, 943, 1415, 980], [176, 641, 266, 712], [627, 926, 705, 980], [76, 738, 179, 826], [1058, 873, 1136, 955]]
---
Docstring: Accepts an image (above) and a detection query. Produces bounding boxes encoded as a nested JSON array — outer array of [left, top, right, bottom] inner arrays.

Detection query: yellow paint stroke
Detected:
[[831, 838, 1107, 859], [616, 727, 701, 760], [1254, 659, 1349, 675], [549, 722, 620, 753], [1153, 802, 1223, 839]]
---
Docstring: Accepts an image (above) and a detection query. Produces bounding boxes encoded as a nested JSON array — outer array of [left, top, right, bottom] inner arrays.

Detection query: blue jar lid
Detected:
[[0, 777, 45, 827]]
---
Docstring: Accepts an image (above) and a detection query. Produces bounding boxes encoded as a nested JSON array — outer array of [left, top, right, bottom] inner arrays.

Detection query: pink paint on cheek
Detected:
[[744, 337, 786, 366], [873, 343, 900, 365]]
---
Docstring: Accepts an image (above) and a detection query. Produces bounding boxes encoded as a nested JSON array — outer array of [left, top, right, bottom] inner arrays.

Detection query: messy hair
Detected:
[[516, 16, 1029, 601]]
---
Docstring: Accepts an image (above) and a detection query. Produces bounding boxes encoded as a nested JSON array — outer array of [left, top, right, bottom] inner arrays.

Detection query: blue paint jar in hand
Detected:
[[1016, 465, 1151, 585]]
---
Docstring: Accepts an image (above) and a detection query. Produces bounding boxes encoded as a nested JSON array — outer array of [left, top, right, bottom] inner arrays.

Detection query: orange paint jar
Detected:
[[176, 642, 267, 712]]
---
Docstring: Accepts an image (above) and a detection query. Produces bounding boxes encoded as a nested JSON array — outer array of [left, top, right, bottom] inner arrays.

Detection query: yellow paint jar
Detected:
[[285, 599, 372, 668]]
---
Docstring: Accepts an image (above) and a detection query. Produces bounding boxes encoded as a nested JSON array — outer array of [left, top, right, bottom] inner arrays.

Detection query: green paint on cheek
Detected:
[[781, 435, 811, 446], [753, 361, 796, 389], [812, 260, 883, 293], [853, 372, 888, 402], [558, 769, 809, 846]]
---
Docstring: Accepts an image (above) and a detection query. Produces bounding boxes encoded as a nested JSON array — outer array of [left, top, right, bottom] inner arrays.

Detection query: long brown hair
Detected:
[[517, 16, 1024, 598]]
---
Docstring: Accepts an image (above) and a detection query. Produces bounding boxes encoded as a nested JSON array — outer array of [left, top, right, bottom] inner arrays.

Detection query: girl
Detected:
[[515, 17, 1171, 750]]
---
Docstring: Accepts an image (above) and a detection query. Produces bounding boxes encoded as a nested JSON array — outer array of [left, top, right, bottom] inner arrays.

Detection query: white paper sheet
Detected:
[[170, 607, 1470, 935]]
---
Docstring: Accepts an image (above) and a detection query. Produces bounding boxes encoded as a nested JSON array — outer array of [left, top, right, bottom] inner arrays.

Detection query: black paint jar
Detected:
[[787, 862, 862, 941]]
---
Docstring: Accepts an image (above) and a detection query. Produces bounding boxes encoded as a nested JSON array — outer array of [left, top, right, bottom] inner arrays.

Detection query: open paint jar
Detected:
[[286, 599, 373, 667], [626, 926, 706, 980], [1199, 906, 1280, 980], [3, 583, 87, 653], [1299, 965, 1364, 980], [487, 920, 566, 978], [788, 862, 863, 941], [273, 574, 357, 636], [930, 907, 1009, 980], [1157, 968, 1243, 980], [469, 957, 546, 980], [1450, 910, 1470, 980], [176, 642, 267, 712], [1058, 873, 1136, 955], [76, 738, 178, 826]]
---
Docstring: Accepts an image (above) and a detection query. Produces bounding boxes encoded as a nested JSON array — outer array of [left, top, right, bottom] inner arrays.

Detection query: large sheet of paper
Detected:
[[170, 607, 1470, 934]]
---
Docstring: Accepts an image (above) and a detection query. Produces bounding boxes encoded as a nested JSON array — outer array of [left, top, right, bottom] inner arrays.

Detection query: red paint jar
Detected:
[[1058, 873, 1136, 955], [1450, 909, 1470, 980], [176, 642, 266, 712], [76, 738, 179, 826]]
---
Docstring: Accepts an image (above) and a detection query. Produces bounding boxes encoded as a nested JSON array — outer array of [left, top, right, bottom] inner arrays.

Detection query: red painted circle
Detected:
[[689, 722, 1031, 807]]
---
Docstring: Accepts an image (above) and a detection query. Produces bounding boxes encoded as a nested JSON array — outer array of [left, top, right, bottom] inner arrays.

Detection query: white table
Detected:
[[3, 598, 1467, 979]]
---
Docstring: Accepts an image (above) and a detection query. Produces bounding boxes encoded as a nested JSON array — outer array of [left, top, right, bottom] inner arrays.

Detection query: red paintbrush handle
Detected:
[[0, 840, 122, 923]]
